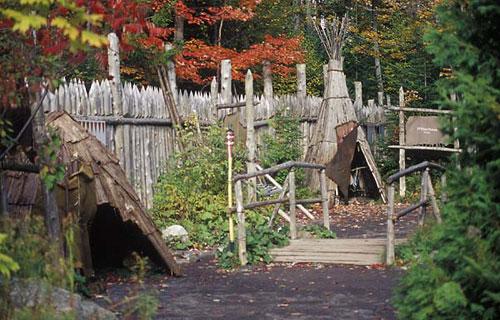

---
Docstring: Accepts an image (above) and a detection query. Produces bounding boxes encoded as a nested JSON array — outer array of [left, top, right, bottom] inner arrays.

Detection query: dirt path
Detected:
[[97, 257, 402, 320], [93, 203, 416, 319]]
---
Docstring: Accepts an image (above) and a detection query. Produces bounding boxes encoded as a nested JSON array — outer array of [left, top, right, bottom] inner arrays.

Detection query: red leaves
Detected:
[[176, 35, 305, 84]]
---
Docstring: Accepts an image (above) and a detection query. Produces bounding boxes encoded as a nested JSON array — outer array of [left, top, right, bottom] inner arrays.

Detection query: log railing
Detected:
[[232, 161, 329, 265], [386, 161, 446, 264]]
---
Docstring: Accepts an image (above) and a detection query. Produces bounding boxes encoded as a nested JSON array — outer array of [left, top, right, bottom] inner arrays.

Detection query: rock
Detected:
[[161, 225, 189, 243], [8, 279, 117, 319]]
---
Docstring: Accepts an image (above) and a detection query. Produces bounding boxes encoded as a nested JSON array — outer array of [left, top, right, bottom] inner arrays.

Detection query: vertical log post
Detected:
[[245, 70, 256, 202], [319, 169, 330, 230], [221, 60, 232, 106], [386, 184, 395, 265], [323, 64, 328, 98], [108, 33, 124, 165], [377, 91, 384, 106], [418, 168, 429, 226], [354, 81, 363, 111], [451, 93, 460, 150], [235, 180, 247, 265], [289, 169, 297, 240], [296, 64, 307, 99], [32, 92, 62, 250], [210, 77, 218, 122], [263, 60, 273, 100], [398, 87, 406, 198]]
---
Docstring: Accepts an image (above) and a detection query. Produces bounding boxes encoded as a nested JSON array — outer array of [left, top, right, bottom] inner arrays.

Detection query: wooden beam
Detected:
[[245, 70, 257, 202], [388, 145, 462, 153], [419, 168, 429, 226], [396, 200, 428, 219], [387, 161, 445, 184], [234, 161, 326, 182], [427, 175, 442, 224], [216, 101, 258, 110]]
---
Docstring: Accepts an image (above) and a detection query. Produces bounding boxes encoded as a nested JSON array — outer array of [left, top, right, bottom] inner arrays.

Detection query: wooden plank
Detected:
[[270, 247, 384, 254]]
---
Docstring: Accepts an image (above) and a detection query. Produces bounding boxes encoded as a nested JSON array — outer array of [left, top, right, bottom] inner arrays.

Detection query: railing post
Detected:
[[386, 184, 395, 265], [319, 169, 330, 230], [419, 168, 429, 226], [289, 169, 297, 240], [235, 180, 247, 265]]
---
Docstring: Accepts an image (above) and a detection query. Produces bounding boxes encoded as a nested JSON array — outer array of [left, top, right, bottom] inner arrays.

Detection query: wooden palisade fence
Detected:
[[385, 161, 445, 264], [40, 34, 390, 208]]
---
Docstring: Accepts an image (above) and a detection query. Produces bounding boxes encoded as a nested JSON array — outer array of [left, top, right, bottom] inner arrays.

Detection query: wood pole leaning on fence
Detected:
[[426, 175, 442, 224], [235, 180, 248, 265], [165, 43, 178, 103], [319, 169, 330, 230], [419, 168, 429, 226], [289, 169, 297, 240], [108, 33, 124, 166], [296, 64, 306, 99], [398, 87, 406, 197], [245, 70, 257, 202], [386, 184, 395, 265]]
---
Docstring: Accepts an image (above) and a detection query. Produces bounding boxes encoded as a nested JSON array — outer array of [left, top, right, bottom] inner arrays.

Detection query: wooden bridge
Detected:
[[270, 238, 406, 266]]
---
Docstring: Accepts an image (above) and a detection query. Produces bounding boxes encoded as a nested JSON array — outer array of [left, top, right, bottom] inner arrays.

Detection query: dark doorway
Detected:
[[89, 204, 163, 269]]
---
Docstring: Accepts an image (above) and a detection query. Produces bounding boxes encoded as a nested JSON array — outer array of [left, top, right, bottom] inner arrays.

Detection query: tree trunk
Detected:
[[371, 0, 384, 93], [32, 94, 62, 250]]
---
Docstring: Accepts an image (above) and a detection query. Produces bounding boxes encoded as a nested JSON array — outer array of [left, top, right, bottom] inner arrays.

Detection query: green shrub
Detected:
[[152, 123, 246, 247], [217, 211, 289, 269], [302, 225, 336, 239], [260, 108, 303, 184]]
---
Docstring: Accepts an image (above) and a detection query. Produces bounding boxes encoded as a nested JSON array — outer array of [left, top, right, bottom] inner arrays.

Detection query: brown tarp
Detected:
[[326, 122, 358, 199]]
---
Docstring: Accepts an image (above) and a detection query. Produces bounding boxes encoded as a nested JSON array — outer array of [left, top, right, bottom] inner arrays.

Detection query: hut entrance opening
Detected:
[[89, 204, 163, 269]]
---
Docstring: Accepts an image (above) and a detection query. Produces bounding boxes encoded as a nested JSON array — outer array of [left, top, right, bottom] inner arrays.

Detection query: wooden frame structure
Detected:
[[385, 161, 446, 264], [388, 88, 460, 197], [231, 161, 329, 265]]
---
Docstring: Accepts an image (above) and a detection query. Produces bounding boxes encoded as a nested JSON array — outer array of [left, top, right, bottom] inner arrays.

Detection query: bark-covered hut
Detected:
[[3, 112, 181, 276], [306, 15, 386, 203]]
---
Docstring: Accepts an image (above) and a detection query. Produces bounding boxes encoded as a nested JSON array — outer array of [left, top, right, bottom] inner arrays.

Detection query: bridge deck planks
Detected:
[[270, 238, 406, 265]]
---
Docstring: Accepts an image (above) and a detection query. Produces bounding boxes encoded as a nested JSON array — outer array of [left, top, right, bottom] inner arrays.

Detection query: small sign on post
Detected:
[[406, 116, 448, 146]]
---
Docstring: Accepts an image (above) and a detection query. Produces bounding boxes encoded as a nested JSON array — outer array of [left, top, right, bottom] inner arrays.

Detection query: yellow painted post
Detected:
[[226, 129, 235, 246]]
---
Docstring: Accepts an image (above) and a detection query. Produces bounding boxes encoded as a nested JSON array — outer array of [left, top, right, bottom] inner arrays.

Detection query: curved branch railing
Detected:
[[233, 161, 329, 265], [386, 161, 446, 264]]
